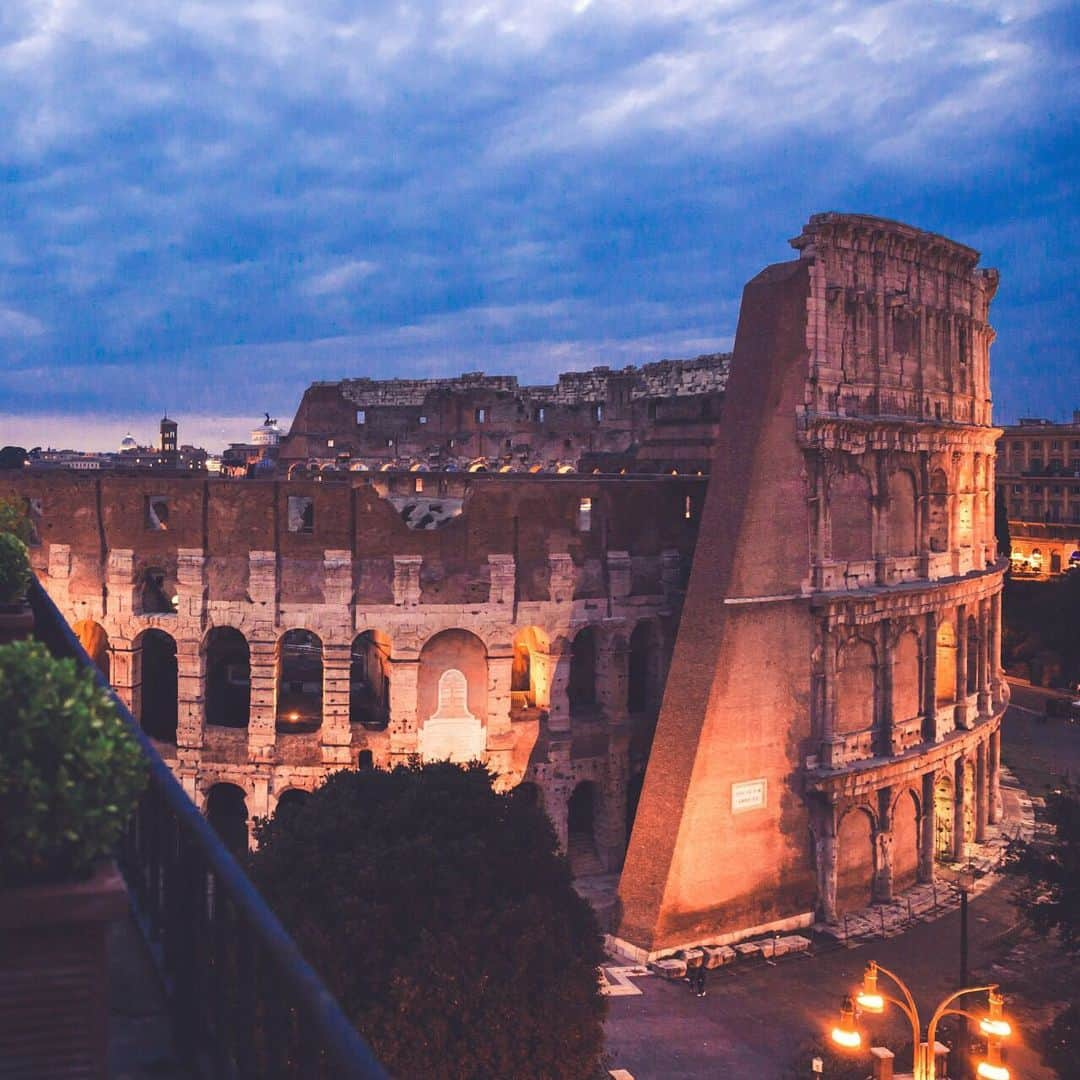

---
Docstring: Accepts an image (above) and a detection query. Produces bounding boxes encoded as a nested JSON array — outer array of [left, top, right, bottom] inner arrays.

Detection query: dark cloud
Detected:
[[0, 0, 1077, 445]]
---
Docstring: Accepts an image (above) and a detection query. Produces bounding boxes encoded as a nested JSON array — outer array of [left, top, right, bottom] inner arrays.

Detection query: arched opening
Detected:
[[892, 630, 921, 725], [276, 629, 323, 733], [831, 468, 873, 562], [836, 808, 874, 914], [569, 627, 598, 717], [73, 619, 110, 682], [892, 790, 920, 892], [350, 630, 391, 730], [140, 566, 177, 615], [205, 783, 248, 854], [888, 471, 918, 556], [357, 749, 374, 770], [417, 629, 487, 762], [836, 638, 876, 736], [966, 615, 979, 693], [934, 774, 954, 861], [625, 771, 646, 843], [628, 620, 661, 714], [935, 620, 957, 706], [567, 781, 600, 876], [274, 788, 309, 824], [137, 629, 177, 743], [929, 469, 950, 553], [511, 627, 547, 711], [205, 627, 250, 728]]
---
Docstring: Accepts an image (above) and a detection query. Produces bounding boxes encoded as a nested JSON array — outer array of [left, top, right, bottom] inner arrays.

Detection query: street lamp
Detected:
[[830, 961, 1014, 1080]]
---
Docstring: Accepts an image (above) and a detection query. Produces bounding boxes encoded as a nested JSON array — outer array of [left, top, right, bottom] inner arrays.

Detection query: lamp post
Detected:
[[830, 961, 1014, 1080]]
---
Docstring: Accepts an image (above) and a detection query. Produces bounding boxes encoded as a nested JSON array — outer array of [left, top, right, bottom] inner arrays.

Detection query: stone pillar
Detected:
[[248, 551, 277, 611], [176, 547, 206, 621], [874, 787, 894, 903], [106, 548, 137, 617], [322, 550, 353, 608], [388, 658, 420, 761], [548, 554, 575, 605], [821, 628, 841, 766], [175, 637, 204, 750], [923, 610, 938, 742], [816, 800, 839, 924], [880, 626, 895, 755], [321, 641, 353, 767], [977, 597, 991, 717], [919, 772, 936, 883], [111, 640, 137, 715], [598, 735, 631, 871], [988, 729, 1002, 825], [546, 638, 573, 734], [247, 638, 277, 761], [486, 648, 514, 742], [975, 739, 989, 843], [990, 589, 1004, 707], [954, 601, 970, 729], [46, 543, 72, 611], [392, 556, 422, 606], [487, 554, 516, 608], [598, 630, 629, 729], [606, 551, 632, 602], [952, 756, 967, 861], [660, 549, 683, 607]]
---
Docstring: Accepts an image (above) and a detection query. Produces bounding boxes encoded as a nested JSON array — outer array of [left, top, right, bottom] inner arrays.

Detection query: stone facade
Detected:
[[4, 213, 1009, 956], [617, 213, 1007, 954], [277, 355, 729, 477]]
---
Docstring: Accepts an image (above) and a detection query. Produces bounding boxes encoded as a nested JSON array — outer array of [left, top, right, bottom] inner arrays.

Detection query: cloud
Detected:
[[301, 259, 379, 296], [0, 304, 45, 337]]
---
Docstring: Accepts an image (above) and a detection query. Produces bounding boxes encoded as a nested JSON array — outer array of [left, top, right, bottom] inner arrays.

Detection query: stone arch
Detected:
[[204, 626, 250, 729], [276, 629, 323, 733], [569, 625, 599, 716], [830, 465, 874, 562], [417, 629, 487, 762], [836, 637, 876, 736], [888, 470, 918, 556], [139, 565, 177, 616], [567, 780, 601, 876], [273, 788, 310, 822], [935, 619, 957, 706], [351, 629, 391, 730], [891, 789, 920, 892], [628, 619, 663, 714], [73, 619, 110, 682], [933, 772, 954, 860], [929, 468, 950, 553], [892, 629, 921, 725], [836, 806, 875, 914], [205, 783, 248, 854], [511, 626, 549, 709], [134, 628, 177, 743]]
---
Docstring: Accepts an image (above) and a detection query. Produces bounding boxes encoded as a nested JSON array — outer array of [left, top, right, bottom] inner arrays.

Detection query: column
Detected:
[[821, 628, 841, 766], [175, 637, 204, 751], [923, 610, 938, 742], [546, 638, 573, 734], [976, 597, 991, 717], [988, 729, 1002, 824], [247, 638, 277, 761], [249, 772, 271, 848], [321, 641, 352, 767], [874, 787, 894, 903], [598, 631, 629, 729], [110, 640, 137, 716], [817, 800, 840, 924], [990, 590, 1004, 707], [880, 626, 895, 756], [975, 739, 989, 842], [955, 602, 970, 728], [486, 649, 514, 742], [919, 772, 935, 883], [598, 736, 630, 871], [952, 756, 967, 861], [388, 657, 419, 762]]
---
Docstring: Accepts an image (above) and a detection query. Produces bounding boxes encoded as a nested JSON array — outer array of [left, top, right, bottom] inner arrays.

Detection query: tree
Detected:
[[1007, 787, 1080, 951], [250, 762, 607, 1080], [0, 446, 26, 470]]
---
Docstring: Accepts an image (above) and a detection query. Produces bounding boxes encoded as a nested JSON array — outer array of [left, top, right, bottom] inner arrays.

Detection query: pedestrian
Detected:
[[694, 962, 707, 998]]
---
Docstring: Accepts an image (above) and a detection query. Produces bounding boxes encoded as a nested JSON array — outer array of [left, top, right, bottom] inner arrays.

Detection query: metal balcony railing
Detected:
[[27, 580, 387, 1080]]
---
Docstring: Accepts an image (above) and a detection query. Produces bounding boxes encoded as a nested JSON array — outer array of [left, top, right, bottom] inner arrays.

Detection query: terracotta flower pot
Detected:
[[0, 861, 128, 1078], [0, 601, 34, 645]]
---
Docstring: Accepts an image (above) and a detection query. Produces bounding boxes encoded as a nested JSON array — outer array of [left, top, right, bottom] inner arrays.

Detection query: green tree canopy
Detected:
[[250, 762, 607, 1080]]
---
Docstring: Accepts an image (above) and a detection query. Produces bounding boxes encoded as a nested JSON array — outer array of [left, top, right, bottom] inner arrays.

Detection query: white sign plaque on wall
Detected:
[[731, 778, 767, 813]]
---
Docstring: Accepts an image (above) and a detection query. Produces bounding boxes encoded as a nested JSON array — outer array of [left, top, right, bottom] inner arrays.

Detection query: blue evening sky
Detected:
[[0, 0, 1077, 451]]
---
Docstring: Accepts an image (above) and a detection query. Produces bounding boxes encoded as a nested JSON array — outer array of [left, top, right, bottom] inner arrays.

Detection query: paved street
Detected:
[[605, 702, 1080, 1079]]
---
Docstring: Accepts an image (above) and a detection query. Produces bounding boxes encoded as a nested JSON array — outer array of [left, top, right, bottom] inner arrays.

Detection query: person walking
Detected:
[[694, 962, 707, 998]]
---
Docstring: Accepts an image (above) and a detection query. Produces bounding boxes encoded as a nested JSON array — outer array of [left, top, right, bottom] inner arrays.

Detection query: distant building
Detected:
[[996, 410, 1080, 576], [28, 418, 207, 475], [220, 416, 282, 478]]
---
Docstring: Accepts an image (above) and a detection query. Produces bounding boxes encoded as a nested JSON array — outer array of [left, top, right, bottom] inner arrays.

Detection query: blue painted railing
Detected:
[[28, 581, 387, 1080]]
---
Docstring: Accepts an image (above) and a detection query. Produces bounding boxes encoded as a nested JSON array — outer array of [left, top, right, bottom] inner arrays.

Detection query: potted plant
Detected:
[[0, 640, 146, 1077], [0, 531, 33, 644]]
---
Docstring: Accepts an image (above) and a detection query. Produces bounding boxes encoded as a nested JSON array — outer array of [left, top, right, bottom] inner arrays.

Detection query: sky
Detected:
[[0, 0, 1077, 453]]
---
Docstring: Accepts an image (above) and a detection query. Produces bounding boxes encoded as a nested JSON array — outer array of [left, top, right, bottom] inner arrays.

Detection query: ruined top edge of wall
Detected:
[[792, 212, 984, 270]]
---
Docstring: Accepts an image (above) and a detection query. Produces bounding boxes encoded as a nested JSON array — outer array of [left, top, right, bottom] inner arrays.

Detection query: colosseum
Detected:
[[3, 213, 1007, 956]]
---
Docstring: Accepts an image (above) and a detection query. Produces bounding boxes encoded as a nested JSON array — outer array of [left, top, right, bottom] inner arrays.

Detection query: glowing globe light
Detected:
[[831, 1026, 861, 1050], [855, 990, 885, 1014], [980, 1017, 1012, 1039], [976, 1063, 1009, 1080]]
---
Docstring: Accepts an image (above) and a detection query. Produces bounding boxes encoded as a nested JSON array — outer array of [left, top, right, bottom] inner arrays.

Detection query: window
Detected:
[[577, 497, 592, 531], [356, 410, 366, 425], [145, 496, 169, 531], [287, 496, 315, 534], [1012, 442, 1022, 451], [419, 415, 427, 424], [415, 477, 424, 493], [1012, 484, 1022, 494], [684, 495, 693, 521], [327, 438, 335, 448], [535, 407, 545, 423], [1031, 485, 1042, 494], [1031, 460, 1043, 473], [475, 408, 486, 423], [1053, 485, 1062, 495], [386, 438, 394, 447], [593, 403, 603, 422], [1032, 441, 1042, 450], [1051, 440, 1062, 450], [1072, 440, 1080, 450]]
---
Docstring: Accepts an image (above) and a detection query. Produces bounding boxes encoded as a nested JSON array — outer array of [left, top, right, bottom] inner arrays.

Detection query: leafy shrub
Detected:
[[0, 640, 146, 885], [251, 761, 607, 1080], [0, 495, 32, 545], [0, 533, 31, 605]]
